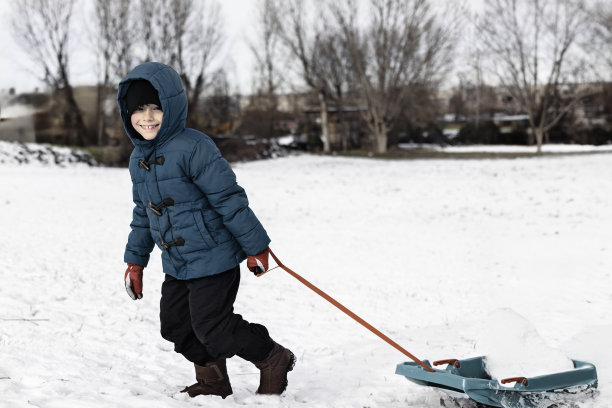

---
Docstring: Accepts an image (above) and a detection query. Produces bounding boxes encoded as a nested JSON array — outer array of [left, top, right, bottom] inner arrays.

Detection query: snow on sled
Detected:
[[396, 356, 598, 407]]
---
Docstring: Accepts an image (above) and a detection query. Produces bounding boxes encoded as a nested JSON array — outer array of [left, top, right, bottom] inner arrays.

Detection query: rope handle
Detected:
[[265, 248, 435, 373], [433, 359, 460, 368], [501, 376, 528, 385]]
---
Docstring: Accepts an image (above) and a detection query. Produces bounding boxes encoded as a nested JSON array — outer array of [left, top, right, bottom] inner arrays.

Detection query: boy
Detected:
[[119, 62, 294, 399]]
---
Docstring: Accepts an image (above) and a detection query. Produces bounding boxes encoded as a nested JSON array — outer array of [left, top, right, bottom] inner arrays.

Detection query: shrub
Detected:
[[454, 122, 501, 144]]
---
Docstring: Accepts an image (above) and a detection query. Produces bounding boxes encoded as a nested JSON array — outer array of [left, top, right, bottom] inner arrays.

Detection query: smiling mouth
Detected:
[[139, 124, 159, 131]]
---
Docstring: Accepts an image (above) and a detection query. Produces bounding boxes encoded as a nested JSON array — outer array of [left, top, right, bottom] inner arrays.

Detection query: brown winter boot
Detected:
[[180, 360, 233, 399], [253, 343, 296, 395]]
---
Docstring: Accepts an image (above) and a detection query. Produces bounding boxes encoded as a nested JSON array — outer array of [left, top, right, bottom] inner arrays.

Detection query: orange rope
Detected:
[[267, 249, 435, 373]]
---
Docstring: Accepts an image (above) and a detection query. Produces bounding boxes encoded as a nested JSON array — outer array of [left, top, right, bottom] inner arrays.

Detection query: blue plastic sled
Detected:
[[396, 357, 597, 407]]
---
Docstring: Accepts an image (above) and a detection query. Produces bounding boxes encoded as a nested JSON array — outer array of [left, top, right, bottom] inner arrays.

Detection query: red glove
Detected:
[[247, 247, 270, 276], [124, 263, 144, 300]]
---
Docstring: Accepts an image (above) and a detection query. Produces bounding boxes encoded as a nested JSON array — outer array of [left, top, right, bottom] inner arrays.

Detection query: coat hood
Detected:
[[118, 62, 188, 151]]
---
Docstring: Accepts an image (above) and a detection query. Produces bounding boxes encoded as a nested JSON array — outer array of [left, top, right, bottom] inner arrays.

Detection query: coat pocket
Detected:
[[192, 209, 217, 248]]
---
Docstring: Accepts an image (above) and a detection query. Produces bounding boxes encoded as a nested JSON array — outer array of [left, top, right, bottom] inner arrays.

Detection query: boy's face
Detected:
[[131, 104, 163, 140]]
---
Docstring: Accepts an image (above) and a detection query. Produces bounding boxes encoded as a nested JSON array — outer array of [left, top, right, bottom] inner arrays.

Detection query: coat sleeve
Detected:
[[124, 183, 155, 266], [189, 140, 271, 255]]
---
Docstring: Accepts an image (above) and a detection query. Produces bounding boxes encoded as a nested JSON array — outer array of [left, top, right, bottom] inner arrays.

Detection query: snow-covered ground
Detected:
[[399, 143, 612, 154], [1, 150, 611, 407]]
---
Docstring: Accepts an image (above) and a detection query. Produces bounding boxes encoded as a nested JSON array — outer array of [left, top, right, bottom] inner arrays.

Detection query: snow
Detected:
[[0, 141, 98, 166], [399, 143, 612, 153], [1, 147, 611, 407], [475, 308, 574, 380], [276, 135, 294, 146]]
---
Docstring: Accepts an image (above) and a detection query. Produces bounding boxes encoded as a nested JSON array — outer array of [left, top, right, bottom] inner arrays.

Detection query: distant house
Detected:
[[0, 91, 48, 143], [492, 113, 530, 134], [303, 105, 366, 148], [0, 108, 36, 143], [0, 86, 117, 146], [438, 82, 611, 131]]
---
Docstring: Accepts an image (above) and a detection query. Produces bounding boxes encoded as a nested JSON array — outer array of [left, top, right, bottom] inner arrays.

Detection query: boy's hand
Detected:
[[125, 263, 144, 300], [247, 247, 270, 276]]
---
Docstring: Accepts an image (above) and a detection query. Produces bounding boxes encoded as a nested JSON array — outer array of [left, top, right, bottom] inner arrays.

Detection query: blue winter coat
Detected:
[[118, 62, 270, 279]]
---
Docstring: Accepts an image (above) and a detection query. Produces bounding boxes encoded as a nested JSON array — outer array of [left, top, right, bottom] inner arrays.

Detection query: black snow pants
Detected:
[[159, 266, 274, 365]]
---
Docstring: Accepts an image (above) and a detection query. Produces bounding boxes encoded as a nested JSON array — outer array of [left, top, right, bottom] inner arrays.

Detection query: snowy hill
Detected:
[[0, 141, 98, 166], [1, 152, 611, 407]]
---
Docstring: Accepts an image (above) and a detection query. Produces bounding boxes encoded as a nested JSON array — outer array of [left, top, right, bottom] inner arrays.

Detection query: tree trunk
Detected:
[[319, 90, 330, 153], [475, 86, 481, 130], [185, 73, 204, 129], [535, 127, 544, 154], [96, 84, 105, 146], [336, 91, 347, 151], [58, 61, 87, 146], [63, 85, 87, 146], [374, 120, 388, 154]]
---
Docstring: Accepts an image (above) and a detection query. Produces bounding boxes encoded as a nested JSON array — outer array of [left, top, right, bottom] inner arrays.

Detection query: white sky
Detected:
[[0, 0, 260, 95], [0, 0, 487, 96]]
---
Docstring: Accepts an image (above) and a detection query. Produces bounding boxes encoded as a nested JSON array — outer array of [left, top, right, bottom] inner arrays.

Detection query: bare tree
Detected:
[[589, 1, 612, 73], [11, 0, 87, 145], [250, 0, 283, 137], [92, 0, 135, 145], [139, 0, 224, 128], [277, 0, 355, 152], [279, 0, 338, 153], [477, 0, 595, 153], [330, 0, 455, 153], [456, 47, 502, 129], [315, 26, 356, 150], [201, 69, 242, 134], [181, 1, 224, 127], [467, 50, 484, 128], [140, 0, 184, 64]]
